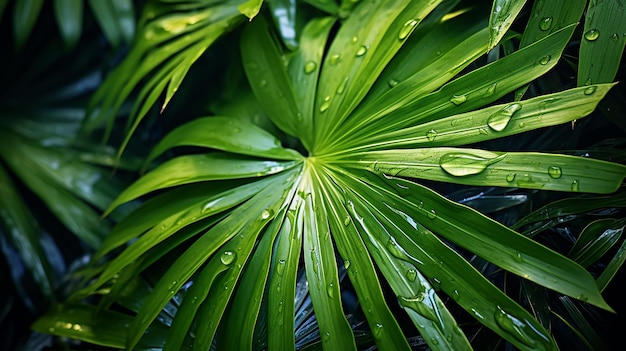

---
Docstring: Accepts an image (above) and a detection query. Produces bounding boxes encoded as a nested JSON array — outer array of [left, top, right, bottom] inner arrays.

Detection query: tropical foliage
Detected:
[[1, 0, 625, 350]]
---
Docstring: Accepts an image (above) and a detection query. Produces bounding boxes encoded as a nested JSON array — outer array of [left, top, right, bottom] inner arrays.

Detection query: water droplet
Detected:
[[450, 94, 467, 105], [276, 259, 286, 276], [483, 83, 497, 97], [494, 306, 538, 347], [539, 17, 552, 31], [344, 260, 351, 270], [322, 331, 331, 342], [548, 166, 562, 179], [513, 252, 523, 263], [220, 250, 236, 265], [398, 294, 439, 324], [518, 122, 526, 128], [168, 280, 178, 294], [576, 294, 588, 302], [539, 55, 551, 65], [610, 33, 619, 42], [487, 103, 522, 131], [259, 79, 268, 88], [506, 173, 516, 182], [427, 209, 436, 219], [311, 250, 319, 274], [571, 180, 579, 192], [439, 152, 505, 177], [430, 337, 440, 345], [337, 76, 349, 94], [398, 19, 418, 40], [452, 289, 460, 301], [351, 36, 358, 44], [426, 129, 438, 141], [585, 78, 593, 85], [584, 29, 600, 41], [327, 283, 334, 299], [261, 208, 274, 220], [372, 323, 384, 339], [387, 237, 410, 261], [329, 54, 341, 65], [355, 45, 368, 57], [406, 269, 417, 282], [344, 216, 351, 225], [584, 85, 597, 95], [388, 79, 399, 88], [304, 61, 317, 74], [320, 96, 331, 112]]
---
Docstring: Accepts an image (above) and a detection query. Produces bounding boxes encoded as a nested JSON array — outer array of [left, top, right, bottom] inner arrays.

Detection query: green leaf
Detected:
[[144, 116, 301, 168], [488, 0, 526, 50], [578, 0, 626, 85], [105, 153, 299, 216], [12, 0, 44, 49], [0, 163, 55, 299], [54, 0, 83, 49], [569, 219, 625, 267], [126, 170, 297, 350], [519, 0, 586, 47], [241, 15, 303, 139], [347, 145, 626, 194], [338, 26, 581, 151], [239, 0, 263, 20], [597, 235, 626, 292], [268, 201, 304, 349], [301, 178, 356, 350], [32, 303, 168, 349], [370, 173, 613, 311], [87, 0, 134, 47]]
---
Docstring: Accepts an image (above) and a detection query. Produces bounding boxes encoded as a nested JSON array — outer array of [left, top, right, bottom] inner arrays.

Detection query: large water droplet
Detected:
[[406, 269, 417, 282], [398, 19, 418, 40], [584, 85, 597, 95], [450, 94, 467, 105], [439, 152, 505, 177], [355, 45, 368, 57], [220, 250, 236, 265], [426, 129, 438, 141], [398, 294, 439, 325], [548, 166, 562, 179], [584, 29, 600, 41], [276, 259, 286, 276], [494, 306, 538, 347], [539, 17, 552, 31], [304, 61, 317, 74], [483, 83, 497, 97], [487, 103, 522, 131], [261, 208, 274, 220], [506, 173, 516, 182], [539, 55, 551, 65]]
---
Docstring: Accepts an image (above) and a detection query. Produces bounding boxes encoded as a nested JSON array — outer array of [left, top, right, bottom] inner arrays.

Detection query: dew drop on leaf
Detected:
[[337, 76, 349, 94], [539, 55, 550, 65], [398, 19, 418, 40], [220, 250, 236, 265], [304, 61, 317, 74], [483, 83, 497, 97], [513, 252, 523, 263], [487, 103, 522, 131], [610, 33, 619, 42], [427, 209, 436, 219], [426, 129, 437, 141], [386, 237, 409, 260], [494, 306, 538, 347], [329, 54, 341, 65], [584, 85, 597, 95], [450, 94, 467, 105], [430, 338, 440, 345], [355, 45, 368, 57], [388, 79, 399, 88], [320, 96, 331, 112], [439, 152, 505, 177], [344, 259, 351, 270], [584, 29, 600, 41], [261, 209, 274, 220], [344, 216, 351, 225], [327, 282, 334, 299], [311, 249, 319, 274], [372, 323, 384, 339], [351, 36, 358, 44], [398, 294, 439, 324], [547, 166, 562, 179], [571, 180, 580, 192], [406, 269, 417, 282], [539, 17, 552, 31], [506, 173, 516, 182], [276, 259, 286, 276]]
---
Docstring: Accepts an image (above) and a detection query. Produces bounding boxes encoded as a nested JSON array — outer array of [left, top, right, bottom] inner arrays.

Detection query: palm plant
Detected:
[[1, 0, 624, 350]]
